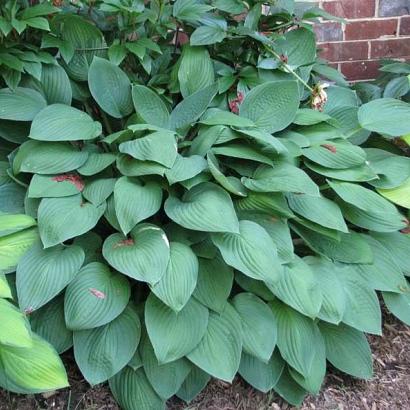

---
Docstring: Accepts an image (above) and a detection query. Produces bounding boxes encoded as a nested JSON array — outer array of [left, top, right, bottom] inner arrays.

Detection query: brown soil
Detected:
[[1, 313, 409, 410]]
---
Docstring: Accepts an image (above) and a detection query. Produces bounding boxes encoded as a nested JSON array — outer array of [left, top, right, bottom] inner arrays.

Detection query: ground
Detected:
[[1, 312, 409, 410]]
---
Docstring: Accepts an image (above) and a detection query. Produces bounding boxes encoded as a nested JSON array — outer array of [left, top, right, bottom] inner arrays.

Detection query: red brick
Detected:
[[340, 60, 381, 80], [318, 41, 369, 62], [314, 22, 343, 42], [323, 0, 375, 18], [400, 16, 410, 35], [371, 38, 410, 58], [345, 19, 398, 40]]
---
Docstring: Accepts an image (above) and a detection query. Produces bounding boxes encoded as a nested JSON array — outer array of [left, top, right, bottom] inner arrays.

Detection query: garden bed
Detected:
[[1, 312, 409, 410]]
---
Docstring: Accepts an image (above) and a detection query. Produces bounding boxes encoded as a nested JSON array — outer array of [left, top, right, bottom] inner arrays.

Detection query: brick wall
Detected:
[[314, 0, 410, 81]]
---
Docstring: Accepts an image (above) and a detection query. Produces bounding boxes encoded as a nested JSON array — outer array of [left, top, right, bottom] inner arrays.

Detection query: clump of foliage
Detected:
[[1, 0, 410, 408]]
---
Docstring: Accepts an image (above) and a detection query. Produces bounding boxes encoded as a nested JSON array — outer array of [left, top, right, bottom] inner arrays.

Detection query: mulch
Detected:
[[1, 312, 409, 410]]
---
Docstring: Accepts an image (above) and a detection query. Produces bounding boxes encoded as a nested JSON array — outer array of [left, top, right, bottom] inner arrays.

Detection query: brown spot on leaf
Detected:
[[89, 288, 106, 299], [321, 144, 337, 154], [114, 238, 135, 248], [24, 307, 34, 315], [52, 174, 85, 191]]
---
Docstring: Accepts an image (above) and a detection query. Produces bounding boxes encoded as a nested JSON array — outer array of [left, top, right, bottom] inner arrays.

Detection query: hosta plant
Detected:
[[1, 0, 410, 408]]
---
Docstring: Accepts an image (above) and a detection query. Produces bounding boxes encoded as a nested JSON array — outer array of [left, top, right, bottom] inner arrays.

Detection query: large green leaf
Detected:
[[273, 367, 307, 407], [16, 242, 84, 312], [319, 322, 373, 379], [0, 228, 39, 272], [169, 83, 218, 131], [377, 177, 410, 209], [109, 367, 165, 410], [30, 295, 73, 354], [0, 299, 32, 348], [78, 152, 116, 176], [0, 214, 36, 237], [268, 256, 322, 318], [287, 193, 347, 232], [329, 180, 407, 232], [0, 273, 12, 298], [165, 182, 239, 233], [165, 154, 208, 185], [132, 85, 169, 128], [178, 46, 214, 97], [64, 262, 130, 330], [0, 334, 68, 394], [232, 293, 277, 362], [193, 256, 233, 313], [239, 81, 299, 133], [83, 178, 115, 206], [0, 87, 46, 121], [74, 304, 140, 385], [38, 194, 106, 248], [88, 57, 133, 118], [358, 98, 410, 137], [29, 104, 102, 141], [243, 164, 319, 196], [114, 177, 162, 235], [270, 299, 319, 377], [151, 242, 198, 312], [145, 294, 208, 364], [176, 365, 211, 402], [41, 63, 72, 105], [119, 130, 178, 168], [28, 174, 83, 198], [211, 220, 282, 285], [13, 140, 89, 175], [383, 291, 410, 326], [238, 351, 284, 393], [187, 303, 243, 382], [102, 224, 170, 285]]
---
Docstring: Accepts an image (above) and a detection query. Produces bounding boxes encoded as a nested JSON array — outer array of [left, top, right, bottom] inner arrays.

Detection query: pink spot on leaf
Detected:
[[52, 174, 85, 191], [114, 238, 135, 248], [89, 288, 106, 299], [321, 144, 337, 154]]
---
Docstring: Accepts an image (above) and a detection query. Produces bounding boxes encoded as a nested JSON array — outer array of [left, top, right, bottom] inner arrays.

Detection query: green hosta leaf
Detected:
[[30, 296, 73, 354], [13, 141, 89, 175], [119, 131, 177, 168], [145, 294, 208, 364], [232, 293, 277, 362], [0, 334, 68, 394], [16, 242, 84, 312], [0, 228, 39, 272], [211, 220, 282, 285], [117, 155, 167, 177], [273, 367, 307, 407], [41, 63, 72, 105], [0, 273, 12, 298], [74, 304, 140, 385], [291, 224, 373, 264], [165, 155, 208, 185], [243, 164, 319, 196], [28, 174, 83, 198], [303, 141, 366, 169], [65, 262, 130, 330], [383, 291, 410, 326], [239, 81, 299, 133], [83, 178, 116, 206], [338, 265, 381, 335], [358, 98, 410, 137], [114, 177, 162, 235], [132, 85, 169, 129], [178, 46, 214, 97], [329, 180, 407, 232], [0, 299, 32, 348], [0, 184, 29, 215], [190, 25, 226, 46], [38, 194, 106, 248], [201, 110, 254, 128], [165, 182, 239, 233], [354, 236, 408, 293], [176, 366, 211, 402], [109, 367, 165, 410], [73, 231, 103, 264], [142, 335, 192, 399], [213, 143, 274, 166], [169, 83, 218, 132], [151, 242, 198, 312], [235, 273, 275, 301], [0, 214, 36, 237], [377, 177, 410, 209], [103, 224, 170, 285], [0, 119, 30, 144], [193, 256, 233, 312], [319, 322, 373, 379], [238, 351, 284, 393], [304, 257, 346, 324], [187, 303, 242, 382], [88, 57, 133, 118], [0, 87, 46, 121], [235, 128, 288, 154], [270, 299, 319, 377], [287, 193, 348, 232], [268, 256, 322, 318], [78, 152, 116, 176], [293, 109, 333, 126]]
